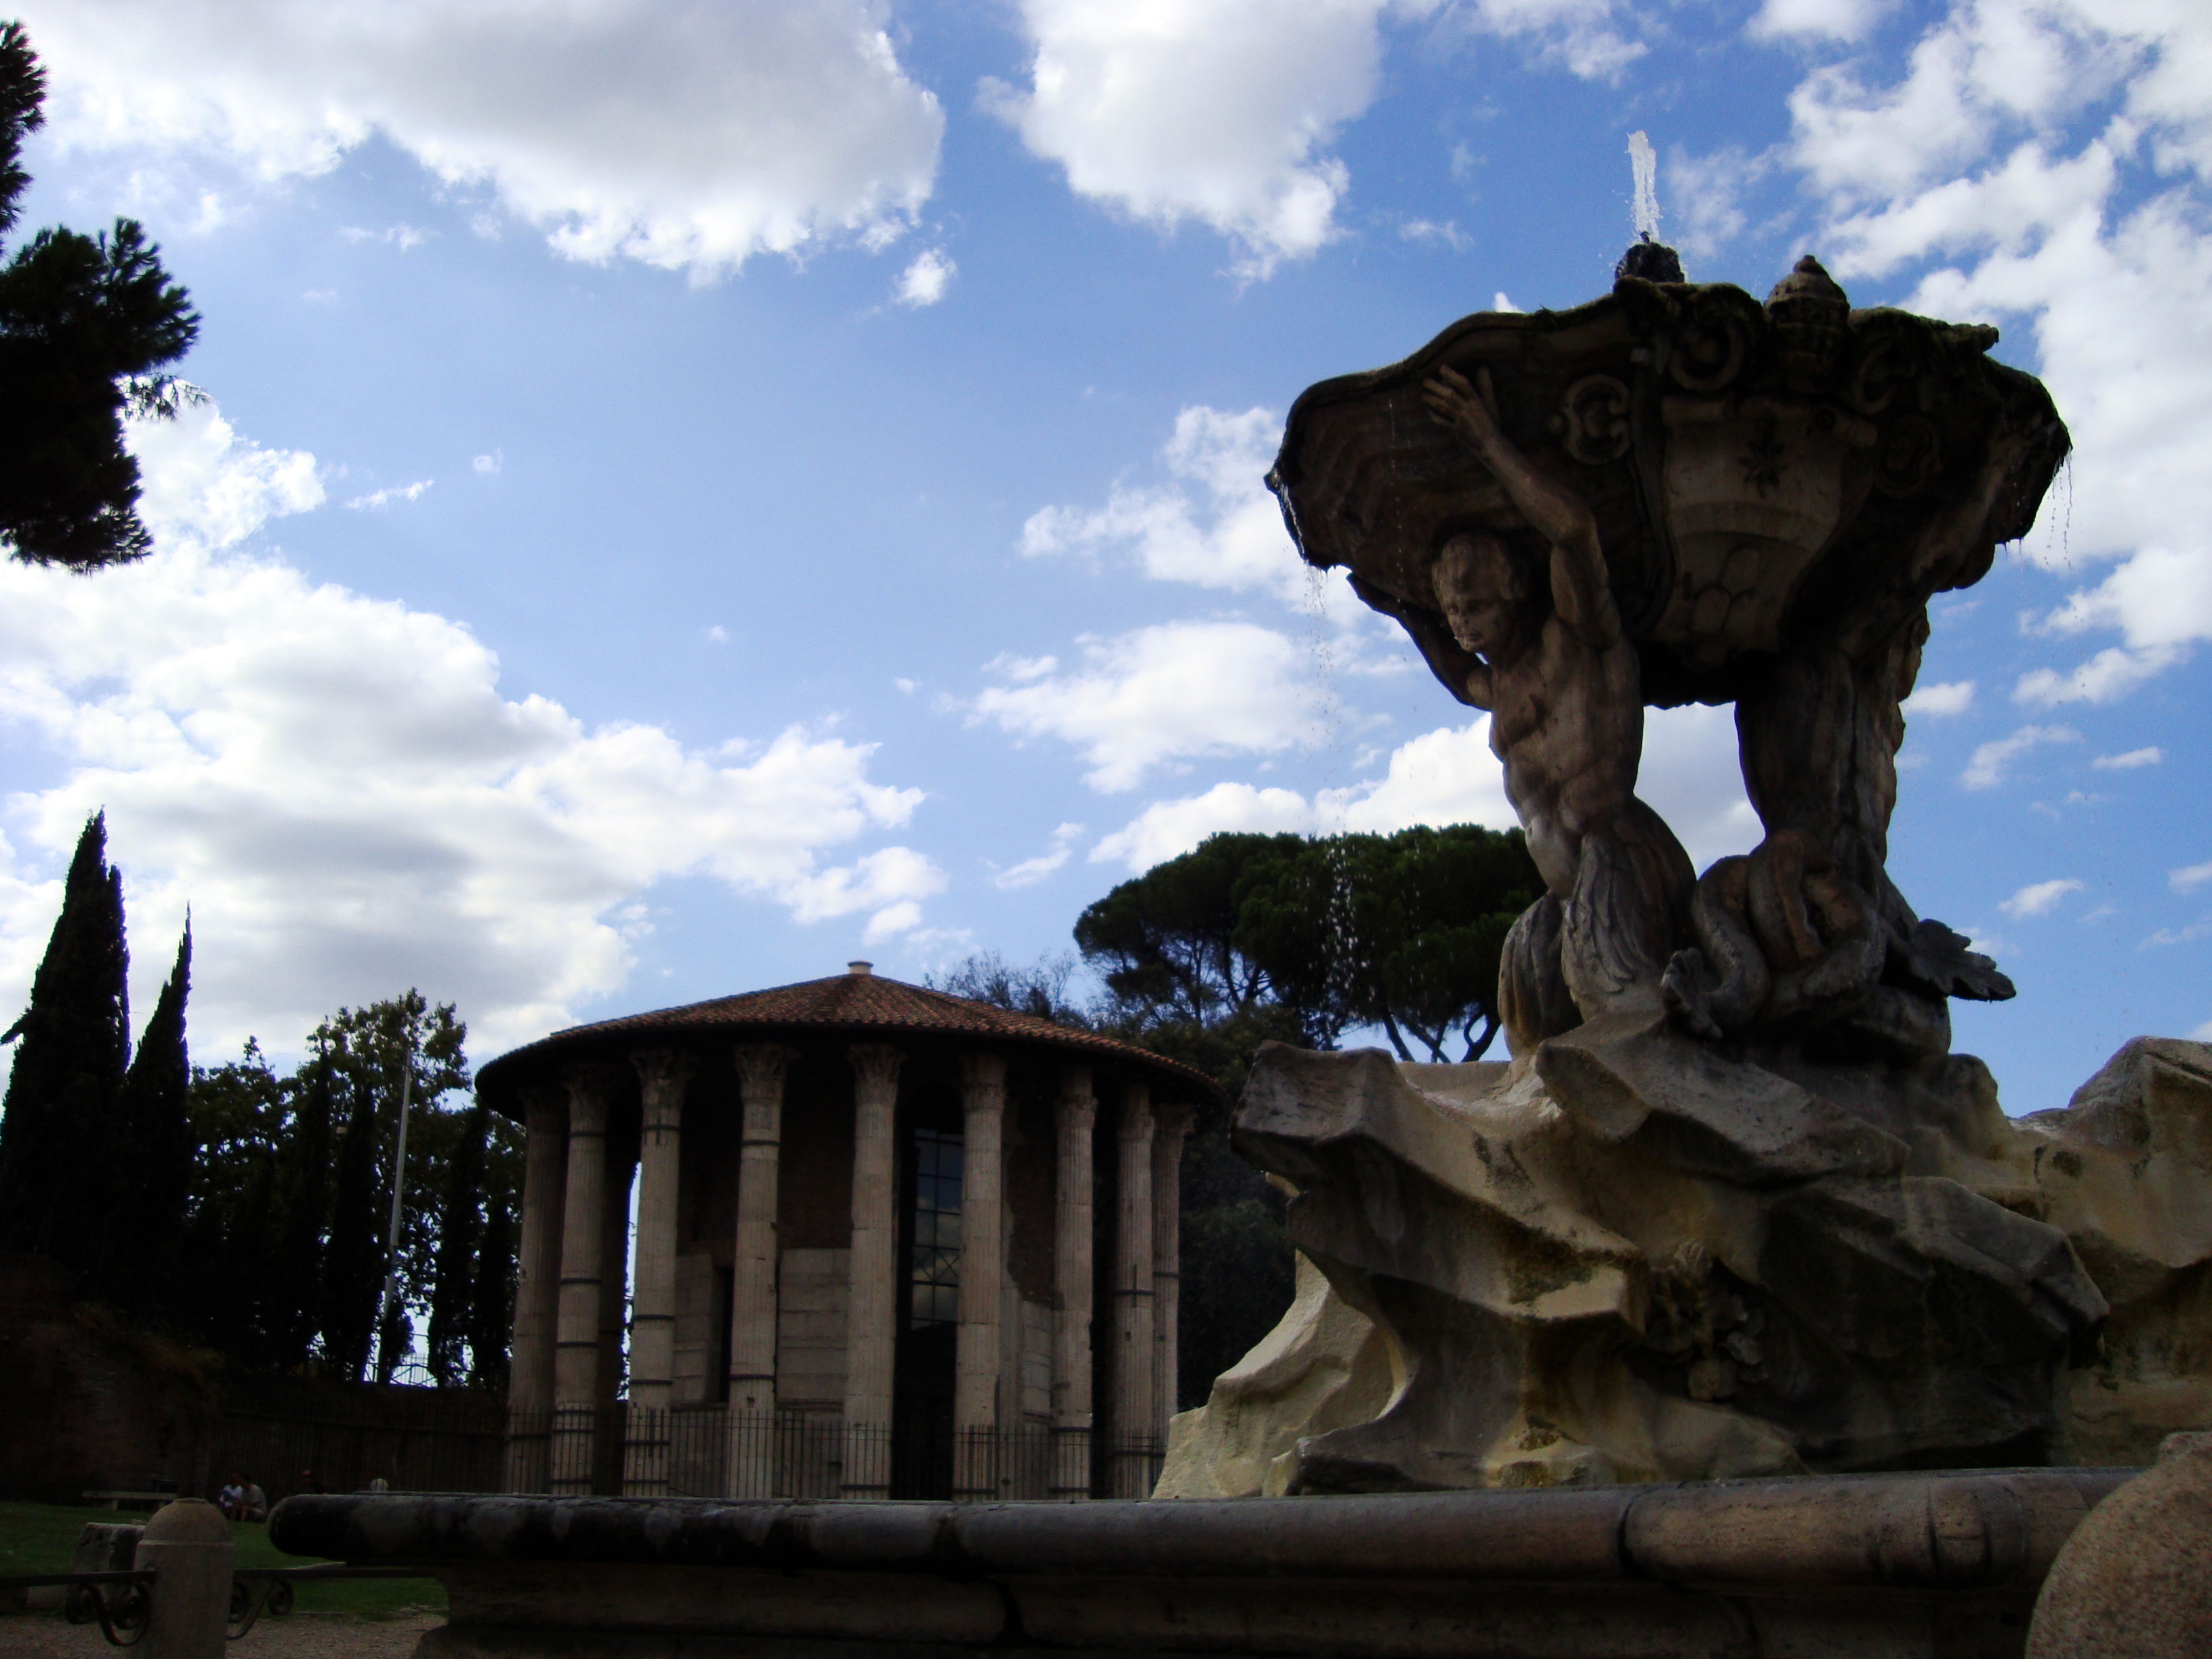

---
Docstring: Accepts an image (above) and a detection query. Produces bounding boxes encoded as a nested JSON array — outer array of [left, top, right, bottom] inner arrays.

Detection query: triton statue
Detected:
[[1267, 251, 2068, 1061]]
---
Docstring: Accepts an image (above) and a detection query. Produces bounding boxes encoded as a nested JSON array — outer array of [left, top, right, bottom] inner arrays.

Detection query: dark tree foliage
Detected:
[[265, 1054, 333, 1368], [465, 1162, 518, 1393], [426, 1097, 490, 1387], [175, 994, 516, 1387], [172, 1040, 287, 1359], [319, 1057, 384, 1383], [108, 923, 192, 1306], [1237, 825, 1541, 1063], [0, 812, 129, 1269], [0, 22, 199, 571], [1071, 823, 1543, 1406]]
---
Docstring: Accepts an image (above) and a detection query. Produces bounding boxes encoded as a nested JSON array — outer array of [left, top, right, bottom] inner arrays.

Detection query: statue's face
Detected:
[[1433, 535, 1526, 658]]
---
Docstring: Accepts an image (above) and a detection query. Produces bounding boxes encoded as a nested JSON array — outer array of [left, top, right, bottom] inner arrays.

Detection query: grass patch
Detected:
[[0, 1500, 445, 1622]]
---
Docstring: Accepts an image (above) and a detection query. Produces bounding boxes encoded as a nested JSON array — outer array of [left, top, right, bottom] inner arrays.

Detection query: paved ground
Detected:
[[0, 1611, 443, 1656]]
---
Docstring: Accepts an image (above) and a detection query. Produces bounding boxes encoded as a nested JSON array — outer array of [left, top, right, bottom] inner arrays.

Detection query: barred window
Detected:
[[909, 1128, 962, 1328]]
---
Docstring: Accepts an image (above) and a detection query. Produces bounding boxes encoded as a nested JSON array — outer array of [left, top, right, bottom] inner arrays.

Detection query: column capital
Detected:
[[565, 1064, 619, 1134], [1151, 1100, 1195, 1143], [520, 1082, 566, 1126], [1118, 1081, 1154, 1144], [1058, 1061, 1094, 1105], [848, 1042, 905, 1092], [631, 1046, 697, 1100], [959, 1050, 1008, 1105], [731, 1042, 797, 1099]]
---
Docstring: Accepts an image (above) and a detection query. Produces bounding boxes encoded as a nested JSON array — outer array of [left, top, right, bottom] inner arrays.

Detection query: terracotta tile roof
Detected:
[[477, 970, 1222, 1103]]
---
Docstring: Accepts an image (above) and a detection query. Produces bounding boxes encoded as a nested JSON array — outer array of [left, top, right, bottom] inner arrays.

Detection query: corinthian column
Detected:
[[1111, 1082, 1155, 1499], [842, 1044, 903, 1498], [623, 1047, 695, 1496], [1050, 1065, 1097, 1500], [725, 1042, 795, 1498], [504, 1085, 566, 1493], [954, 1052, 1008, 1497], [1151, 1103, 1193, 1449], [550, 1067, 613, 1496]]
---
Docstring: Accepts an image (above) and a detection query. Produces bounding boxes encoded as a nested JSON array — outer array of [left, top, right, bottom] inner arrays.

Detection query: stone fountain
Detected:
[[1160, 251, 2212, 1498], [266, 247, 2212, 1659]]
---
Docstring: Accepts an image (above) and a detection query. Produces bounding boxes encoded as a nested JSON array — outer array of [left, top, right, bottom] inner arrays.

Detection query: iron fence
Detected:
[[211, 1393, 505, 1504], [508, 1408, 1162, 1500]]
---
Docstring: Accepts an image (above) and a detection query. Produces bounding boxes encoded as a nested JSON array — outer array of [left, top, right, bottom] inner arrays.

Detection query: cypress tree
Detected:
[[264, 1048, 333, 1369], [0, 811, 129, 1268], [466, 1195, 516, 1391], [319, 1054, 383, 1381], [426, 1097, 489, 1387], [108, 922, 190, 1303]]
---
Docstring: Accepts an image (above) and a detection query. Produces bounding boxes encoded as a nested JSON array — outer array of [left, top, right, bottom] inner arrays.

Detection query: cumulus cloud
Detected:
[[983, 0, 1395, 276], [22, 0, 945, 280], [2000, 877, 2084, 919], [344, 480, 433, 511], [1779, 1, 2212, 705], [994, 822, 1086, 889], [895, 247, 955, 307], [1092, 782, 1315, 872], [0, 401, 939, 1057], [1087, 703, 1751, 876], [2093, 745, 2162, 770], [1748, 0, 1894, 43], [1903, 679, 1975, 716], [969, 620, 1319, 793], [1021, 405, 1311, 599], [1961, 724, 2081, 789]]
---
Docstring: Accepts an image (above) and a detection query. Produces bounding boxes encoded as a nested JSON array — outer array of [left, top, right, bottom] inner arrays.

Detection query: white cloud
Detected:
[[984, 0, 1394, 276], [2014, 644, 2186, 707], [1664, 144, 1772, 260], [2142, 919, 2212, 949], [1961, 724, 2081, 789], [1021, 405, 1308, 600], [23, 0, 945, 281], [1749, 0, 1893, 44], [994, 822, 1086, 889], [1086, 703, 1746, 877], [2195, 1017, 2212, 1041], [2000, 877, 2084, 918], [344, 479, 433, 511], [0, 401, 938, 1057], [1325, 720, 1517, 838], [2173, 861, 2212, 894], [2093, 745, 2162, 769], [339, 223, 430, 251], [1441, 0, 1645, 80], [1493, 291, 1521, 313], [1903, 679, 1975, 716], [969, 620, 1319, 793], [1635, 702, 1761, 876], [472, 452, 502, 475], [1092, 782, 1313, 872], [895, 247, 955, 307], [1778, 2, 2212, 706]]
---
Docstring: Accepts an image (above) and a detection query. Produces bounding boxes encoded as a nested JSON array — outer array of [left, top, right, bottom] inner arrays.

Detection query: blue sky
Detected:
[[0, 0, 2205, 1113]]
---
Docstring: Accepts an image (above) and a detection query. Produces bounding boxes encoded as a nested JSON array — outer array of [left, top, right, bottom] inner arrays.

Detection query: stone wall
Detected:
[[0, 1252, 220, 1502]]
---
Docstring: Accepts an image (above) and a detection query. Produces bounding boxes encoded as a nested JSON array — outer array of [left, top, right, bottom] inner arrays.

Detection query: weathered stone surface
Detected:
[[270, 1474, 2131, 1659], [1171, 1036, 2212, 1495], [2020, 1039, 2212, 1465], [2026, 1431, 2212, 1656]]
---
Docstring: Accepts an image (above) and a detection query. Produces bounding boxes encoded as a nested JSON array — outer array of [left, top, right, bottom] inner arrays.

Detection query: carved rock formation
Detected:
[[1162, 1034, 2212, 1495]]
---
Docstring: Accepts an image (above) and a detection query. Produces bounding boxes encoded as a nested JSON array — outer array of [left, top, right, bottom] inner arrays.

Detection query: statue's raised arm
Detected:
[[1420, 365, 1617, 649]]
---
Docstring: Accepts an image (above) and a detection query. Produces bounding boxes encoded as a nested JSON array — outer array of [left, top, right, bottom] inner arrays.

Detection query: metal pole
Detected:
[[375, 1046, 416, 1380]]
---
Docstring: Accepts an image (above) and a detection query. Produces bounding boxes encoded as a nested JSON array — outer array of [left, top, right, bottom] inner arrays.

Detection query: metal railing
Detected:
[[507, 1408, 1164, 1500]]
